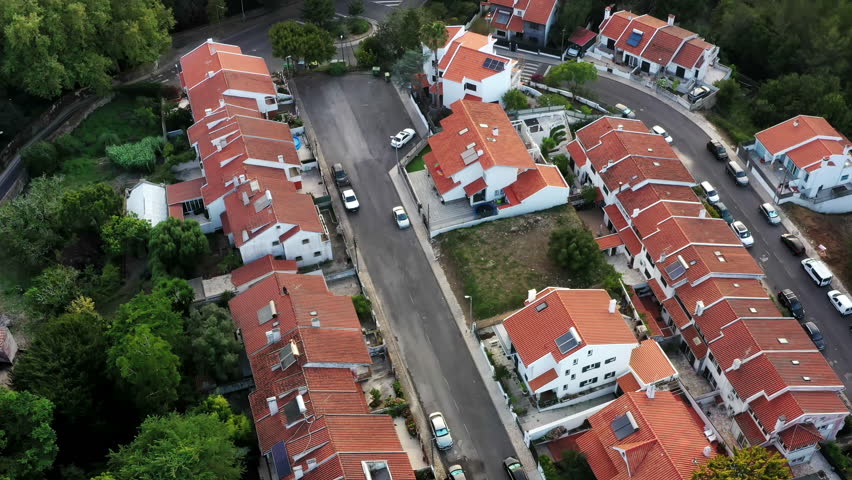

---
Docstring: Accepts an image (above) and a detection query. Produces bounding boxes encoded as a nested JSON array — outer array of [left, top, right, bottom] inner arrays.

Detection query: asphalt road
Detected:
[[295, 73, 517, 479], [586, 76, 852, 390]]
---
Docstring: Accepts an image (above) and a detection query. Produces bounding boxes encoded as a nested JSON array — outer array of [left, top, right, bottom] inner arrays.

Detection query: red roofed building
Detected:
[[480, 0, 559, 48], [575, 390, 716, 480], [229, 267, 414, 480], [423, 99, 569, 225], [421, 26, 519, 108], [495, 287, 640, 406], [595, 7, 719, 84], [747, 115, 852, 212]]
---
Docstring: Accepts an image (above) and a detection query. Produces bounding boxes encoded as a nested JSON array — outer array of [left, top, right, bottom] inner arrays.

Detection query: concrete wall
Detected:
[[525, 400, 612, 442], [238, 223, 331, 267], [524, 342, 637, 397]]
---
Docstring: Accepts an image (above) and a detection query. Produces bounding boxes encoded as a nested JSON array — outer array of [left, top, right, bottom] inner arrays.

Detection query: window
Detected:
[[842, 175, 850, 182], [581, 362, 601, 373], [528, 23, 541, 31], [587, 350, 593, 356], [272, 241, 280, 246], [605, 357, 616, 364], [579, 377, 598, 387], [570, 374, 576, 380], [464, 82, 477, 92], [295, 256, 303, 261], [302, 239, 310, 245], [660, 275, 668, 288], [572, 358, 578, 366], [313, 251, 322, 257], [604, 372, 615, 379], [564, 369, 570, 376], [431, 75, 437, 82], [562, 385, 569, 391]]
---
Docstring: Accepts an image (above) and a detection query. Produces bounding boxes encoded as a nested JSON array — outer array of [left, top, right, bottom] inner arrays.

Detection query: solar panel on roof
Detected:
[[271, 441, 291, 476], [496, 10, 510, 24], [483, 58, 505, 71], [611, 412, 638, 440], [284, 398, 302, 424], [626, 32, 643, 47], [665, 260, 686, 280], [555, 330, 580, 354]]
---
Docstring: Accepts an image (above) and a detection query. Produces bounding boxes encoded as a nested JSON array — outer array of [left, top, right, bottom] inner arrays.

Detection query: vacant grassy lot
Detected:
[[782, 204, 852, 287], [436, 205, 586, 320], [405, 145, 430, 173]]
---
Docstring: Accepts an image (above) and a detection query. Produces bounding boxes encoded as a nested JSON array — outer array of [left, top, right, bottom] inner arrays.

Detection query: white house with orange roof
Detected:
[[421, 26, 519, 109], [745, 115, 852, 212], [593, 7, 719, 83], [480, 0, 559, 47]]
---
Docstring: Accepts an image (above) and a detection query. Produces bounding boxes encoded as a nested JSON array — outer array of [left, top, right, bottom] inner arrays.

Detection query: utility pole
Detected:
[[240, 0, 245, 21]]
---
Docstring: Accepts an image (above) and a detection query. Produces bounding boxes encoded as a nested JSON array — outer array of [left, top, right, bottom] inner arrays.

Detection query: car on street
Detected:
[[390, 128, 416, 148], [651, 125, 673, 144], [781, 233, 806, 255], [429, 412, 453, 450], [700, 181, 720, 204], [448, 465, 467, 480], [777, 289, 804, 320], [802, 321, 826, 350], [726, 160, 749, 186], [392, 205, 410, 229], [341, 189, 360, 212], [706, 140, 728, 161], [828, 290, 852, 315], [332, 163, 350, 187], [615, 103, 636, 118], [802, 257, 833, 287], [503, 457, 528, 480], [759, 203, 781, 225], [688, 85, 712, 102], [713, 202, 734, 224], [731, 220, 754, 247]]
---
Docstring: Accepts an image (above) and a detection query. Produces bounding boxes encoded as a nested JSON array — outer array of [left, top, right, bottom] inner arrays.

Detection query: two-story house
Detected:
[[481, 0, 559, 47], [421, 26, 519, 109], [595, 7, 719, 83]]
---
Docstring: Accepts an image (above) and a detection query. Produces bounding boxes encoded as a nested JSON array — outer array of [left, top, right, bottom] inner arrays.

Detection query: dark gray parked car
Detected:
[[332, 163, 350, 187]]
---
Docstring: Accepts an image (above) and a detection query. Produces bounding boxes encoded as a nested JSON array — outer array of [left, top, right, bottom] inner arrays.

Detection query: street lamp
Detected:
[[339, 35, 345, 64], [464, 295, 473, 323]]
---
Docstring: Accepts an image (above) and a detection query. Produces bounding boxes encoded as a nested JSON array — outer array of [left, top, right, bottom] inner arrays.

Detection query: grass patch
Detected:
[[406, 145, 430, 173], [437, 205, 584, 319], [73, 95, 161, 156], [61, 157, 120, 189]]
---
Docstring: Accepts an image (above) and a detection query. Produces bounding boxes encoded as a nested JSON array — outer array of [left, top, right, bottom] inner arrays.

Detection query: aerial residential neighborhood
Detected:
[[0, 1, 851, 480]]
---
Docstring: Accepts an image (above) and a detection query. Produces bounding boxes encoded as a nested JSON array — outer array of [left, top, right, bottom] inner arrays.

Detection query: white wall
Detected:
[[443, 79, 468, 107], [237, 223, 289, 264], [525, 400, 612, 441], [282, 228, 333, 266], [522, 342, 638, 397], [222, 88, 277, 116], [483, 165, 519, 201], [501, 184, 569, 216], [207, 195, 228, 229]]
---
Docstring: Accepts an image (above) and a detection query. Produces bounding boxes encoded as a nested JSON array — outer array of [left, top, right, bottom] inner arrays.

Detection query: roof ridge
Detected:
[[627, 392, 699, 478]]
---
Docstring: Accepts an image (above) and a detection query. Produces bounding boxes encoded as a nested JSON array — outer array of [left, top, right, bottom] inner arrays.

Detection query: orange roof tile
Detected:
[[615, 15, 662, 57], [680, 325, 707, 359], [617, 372, 642, 393], [566, 140, 589, 167], [734, 413, 767, 445], [230, 254, 298, 288], [600, 156, 693, 191], [779, 423, 823, 450], [596, 234, 624, 250], [166, 177, 205, 204], [529, 368, 558, 392], [575, 117, 649, 150], [179, 40, 246, 89], [599, 11, 634, 40], [617, 184, 700, 214], [727, 352, 843, 400], [631, 201, 705, 238], [750, 391, 847, 434], [463, 177, 487, 195], [662, 297, 691, 329], [675, 278, 767, 318], [168, 204, 184, 220], [423, 151, 461, 194], [755, 115, 846, 155], [523, 0, 557, 25], [629, 340, 676, 385], [619, 227, 643, 256], [642, 216, 740, 262], [443, 47, 512, 83], [507, 164, 567, 202], [672, 38, 709, 69], [710, 319, 814, 370], [604, 204, 628, 230]]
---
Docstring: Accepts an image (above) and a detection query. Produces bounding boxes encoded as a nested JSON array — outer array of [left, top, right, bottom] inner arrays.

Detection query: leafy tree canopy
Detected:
[[545, 60, 597, 92], [692, 446, 791, 480], [148, 217, 209, 279], [548, 226, 610, 286], [108, 324, 182, 414], [111, 290, 184, 344], [191, 395, 254, 447], [101, 214, 152, 258], [153, 277, 195, 315], [302, 0, 335, 29], [60, 182, 123, 234], [21, 141, 60, 178], [185, 304, 242, 383], [24, 264, 82, 318], [392, 49, 429, 86], [502, 89, 530, 111], [0, 176, 66, 270], [269, 21, 337, 65], [0, 388, 58, 480]]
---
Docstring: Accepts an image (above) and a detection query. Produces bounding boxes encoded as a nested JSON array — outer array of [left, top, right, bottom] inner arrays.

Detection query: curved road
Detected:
[[586, 75, 852, 391]]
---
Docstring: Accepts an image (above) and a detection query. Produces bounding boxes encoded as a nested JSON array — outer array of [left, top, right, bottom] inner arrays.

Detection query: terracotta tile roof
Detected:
[[325, 415, 406, 451], [568, 27, 596, 47], [423, 151, 461, 194], [641, 29, 683, 66], [529, 368, 558, 392], [631, 201, 705, 238], [303, 366, 359, 392], [463, 93, 482, 101], [617, 184, 700, 214], [187, 70, 275, 122], [726, 298, 782, 319], [599, 11, 634, 40], [663, 297, 692, 329], [734, 413, 767, 445], [649, 278, 668, 302], [339, 452, 417, 480], [443, 47, 512, 83], [601, 156, 694, 191], [629, 340, 676, 385], [727, 352, 843, 400], [617, 372, 642, 393], [754, 115, 847, 155], [566, 140, 589, 167], [523, 0, 558, 25], [443, 26, 463, 47], [615, 15, 662, 57], [710, 319, 815, 370], [576, 391, 714, 480], [428, 100, 534, 179], [575, 117, 649, 151], [642, 217, 740, 262], [779, 423, 823, 450], [675, 278, 766, 318], [619, 227, 643, 256], [750, 391, 847, 434], [604, 204, 628, 230], [179, 40, 246, 89], [680, 325, 707, 359], [463, 177, 488, 195], [503, 288, 637, 366], [166, 177, 206, 205], [789, 139, 847, 172], [507, 164, 568, 203], [507, 15, 525, 32], [596, 234, 624, 250], [659, 245, 763, 286], [230, 254, 298, 288], [672, 38, 709, 69], [586, 129, 679, 172], [300, 327, 371, 365], [439, 30, 491, 69]]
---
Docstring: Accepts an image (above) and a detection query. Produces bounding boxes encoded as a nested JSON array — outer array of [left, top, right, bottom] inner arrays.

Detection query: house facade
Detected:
[[421, 26, 519, 109], [481, 0, 559, 47], [594, 7, 719, 83], [563, 115, 849, 465], [745, 115, 852, 212]]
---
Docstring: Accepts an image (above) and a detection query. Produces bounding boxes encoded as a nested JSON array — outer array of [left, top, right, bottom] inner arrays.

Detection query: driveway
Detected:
[[586, 75, 852, 390], [294, 73, 518, 479]]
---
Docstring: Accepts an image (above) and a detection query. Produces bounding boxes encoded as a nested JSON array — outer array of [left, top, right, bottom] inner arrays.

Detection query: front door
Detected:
[[675, 66, 685, 78], [641, 60, 651, 72]]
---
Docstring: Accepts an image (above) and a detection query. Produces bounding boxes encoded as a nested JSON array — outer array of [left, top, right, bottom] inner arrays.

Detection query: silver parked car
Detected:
[[429, 412, 453, 450]]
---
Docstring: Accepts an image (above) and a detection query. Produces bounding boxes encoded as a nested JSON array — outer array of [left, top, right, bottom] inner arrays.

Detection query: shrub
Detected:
[[217, 251, 243, 274], [384, 397, 408, 417], [347, 17, 370, 35], [352, 295, 372, 320], [581, 185, 597, 204], [328, 61, 348, 76], [502, 88, 530, 111], [106, 136, 164, 170], [538, 93, 571, 108], [97, 132, 122, 150], [22, 141, 60, 177], [369, 388, 382, 408], [551, 154, 571, 179], [55, 135, 84, 157], [493, 364, 510, 381], [823, 442, 852, 478], [530, 73, 545, 84], [393, 380, 404, 399]]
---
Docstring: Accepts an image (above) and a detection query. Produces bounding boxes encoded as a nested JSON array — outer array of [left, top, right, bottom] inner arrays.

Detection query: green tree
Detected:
[[348, 0, 365, 16], [352, 294, 372, 320], [191, 395, 254, 447], [148, 217, 210, 279], [421, 21, 448, 106], [0, 388, 58, 479], [692, 446, 791, 480], [540, 455, 561, 480], [502, 89, 530, 111], [754, 73, 851, 135], [269, 21, 336, 65], [104, 413, 244, 480], [24, 264, 82, 317], [153, 277, 196, 315], [207, 0, 227, 23], [302, 0, 335, 29], [60, 182, 123, 233], [0, 176, 66, 270], [109, 324, 182, 414], [101, 214, 152, 258], [112, 291, 184, 344], [375, 9, 426, 60], [548, 226, 609, 286], [545, 60, 598, 93], [355, 36, 385, 68], [185, 303, 241, 382], [104, 0, 176, 69], [392, 49, 429, 87], [556, 450, 595, 480], [21, 141, 60, 177]]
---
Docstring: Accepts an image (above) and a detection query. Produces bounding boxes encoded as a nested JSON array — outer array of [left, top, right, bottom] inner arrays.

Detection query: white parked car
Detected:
[[615, 103, 635, 118], [652, 125, 673, 144], [392, 205, 410, 229], [731, 220, 754, 247], [341, 189, 360, 212], [828, 290, 852, 315], [429, 412, 453, 450], [390, 128, 416, 148], [700, 181, 720, 204], [759, 203, 781, 225]]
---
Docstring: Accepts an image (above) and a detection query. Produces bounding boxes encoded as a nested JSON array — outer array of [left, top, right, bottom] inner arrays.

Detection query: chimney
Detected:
[[645, 383, 656, 399], [293, 466, 304, 479], [311, 317, 320, 328], [207, 70, 215, 78], [238, 174, 246, 184], [699, 209, 706, 218], [732, 358, 742, 370], [608, 298, 617, 313], [527, 289, 537, 303], [219, 98, 225, 107], [632, 208, 640, 218], [793, 119, 799, 127], [204, 108, 213, 116], [604, 5, 612, 20], [617, 124, 624, 130], [269, 300, 278, 318], [695, 300, 705, 316], [296, 394, 307, 413], [667, 14, 675, 25], [278, 154, 284, 163], [267, 397, 278, 416], [703, 446, 713, 457], [774, 415, 787, 433], [493, 127, 499, 136]]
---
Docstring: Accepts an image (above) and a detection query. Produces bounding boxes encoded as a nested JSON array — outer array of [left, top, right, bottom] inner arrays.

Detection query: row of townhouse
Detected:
[[562, 116, 848, 465], [226, 255, 414, 480], [127, 39, 332, 268]]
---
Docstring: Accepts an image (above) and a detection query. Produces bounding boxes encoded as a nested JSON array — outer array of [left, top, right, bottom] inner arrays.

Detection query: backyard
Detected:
[[782, 204, 852, 288], [436, 204, 593, 322], [405, 145, 430, 173]]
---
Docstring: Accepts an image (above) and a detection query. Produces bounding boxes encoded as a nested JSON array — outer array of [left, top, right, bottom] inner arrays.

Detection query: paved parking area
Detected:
[[293, 73, 520, 479]]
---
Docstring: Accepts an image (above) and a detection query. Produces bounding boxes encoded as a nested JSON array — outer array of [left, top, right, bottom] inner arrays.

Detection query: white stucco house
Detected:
[[421, 26, 519, 109], [125, 180, 167, 227], [480, 0, 559, 47]]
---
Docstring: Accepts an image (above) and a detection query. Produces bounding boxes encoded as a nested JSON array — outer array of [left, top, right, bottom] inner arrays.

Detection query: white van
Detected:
[[700, 181, 720, 204], [802, 258, 833, 287]]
